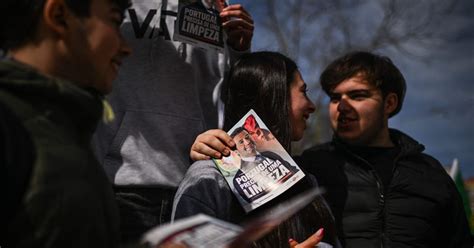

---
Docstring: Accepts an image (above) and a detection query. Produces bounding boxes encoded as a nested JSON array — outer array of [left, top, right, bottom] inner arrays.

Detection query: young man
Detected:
[[1, 0, 131, 247], [189, 51, 472, 247], [91, 0, 254, 243], [298, 51, 472, 247]]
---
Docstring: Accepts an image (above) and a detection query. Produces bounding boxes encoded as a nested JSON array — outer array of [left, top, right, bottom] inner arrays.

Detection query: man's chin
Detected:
[[92, 78, 113, 95], [336, 131, 360, 144]]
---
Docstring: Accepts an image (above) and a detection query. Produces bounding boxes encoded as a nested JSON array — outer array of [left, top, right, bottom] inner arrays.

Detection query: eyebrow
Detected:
[[330, 87, 372, 94], [348, 89, 371, 94]]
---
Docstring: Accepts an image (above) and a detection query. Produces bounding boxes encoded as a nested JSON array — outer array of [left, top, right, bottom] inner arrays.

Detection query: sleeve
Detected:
[[227, 46, 249, 67], [171, 161, 236, 222], [444, 187, 472, 247], [440, 166, 472, 247], [422, 154, 472, 247], [172, 172, 220, 221], [1, 101, 35, 243]]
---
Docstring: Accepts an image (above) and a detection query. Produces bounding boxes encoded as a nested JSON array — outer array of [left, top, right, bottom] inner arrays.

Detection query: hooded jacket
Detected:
[[299, 129, 471, 248], [0, 60, 120, 248]]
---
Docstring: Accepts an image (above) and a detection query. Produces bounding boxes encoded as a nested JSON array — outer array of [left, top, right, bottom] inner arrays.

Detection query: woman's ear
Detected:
[[42, 0, 70, 37], [384, 92, 398, 117]]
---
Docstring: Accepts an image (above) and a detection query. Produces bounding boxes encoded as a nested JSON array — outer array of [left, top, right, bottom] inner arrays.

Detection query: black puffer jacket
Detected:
[[298, 129, 471, 248]]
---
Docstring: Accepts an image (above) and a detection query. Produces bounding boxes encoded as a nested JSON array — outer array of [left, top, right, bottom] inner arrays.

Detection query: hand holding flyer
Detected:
[[174, 0, 228, 52], [213, 109, 306, 212]]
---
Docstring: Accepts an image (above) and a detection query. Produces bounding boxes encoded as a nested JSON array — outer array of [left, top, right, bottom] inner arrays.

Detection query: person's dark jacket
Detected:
[[0, 60, 120, 248], [298, 129, 472, 248]]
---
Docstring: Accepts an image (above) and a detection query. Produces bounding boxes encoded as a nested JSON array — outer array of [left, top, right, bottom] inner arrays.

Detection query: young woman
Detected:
[[172, 51, 339, 247]]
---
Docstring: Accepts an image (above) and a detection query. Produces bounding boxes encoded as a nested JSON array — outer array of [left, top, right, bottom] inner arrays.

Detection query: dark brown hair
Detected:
[[320, 51, 406, 117], [223, 51, 298, 151]]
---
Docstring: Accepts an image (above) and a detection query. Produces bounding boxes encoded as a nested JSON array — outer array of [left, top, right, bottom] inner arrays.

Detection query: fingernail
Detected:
[[215, 152, 221, 158], [288, 238, 294, 243], [223, 149, 230, 155], [316, 228, 324, 236], [229, 140, 235, 146]]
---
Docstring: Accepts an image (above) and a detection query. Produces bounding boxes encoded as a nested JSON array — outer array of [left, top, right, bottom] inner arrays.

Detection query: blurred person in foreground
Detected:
[[1, 0, 131, 247]]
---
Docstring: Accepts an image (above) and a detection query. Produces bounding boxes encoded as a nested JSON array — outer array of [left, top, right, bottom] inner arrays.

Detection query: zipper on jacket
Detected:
[[337, 142, 391, 247], [373, 171, 386, 248], [350, 150, 387, 248]]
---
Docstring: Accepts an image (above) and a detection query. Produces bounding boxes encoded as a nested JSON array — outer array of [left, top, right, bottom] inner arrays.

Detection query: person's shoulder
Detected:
[[417, 153, 442, 166], [180, 160, 227, 189], [174, 160, 233, 211], [187, 160, 221, 175], [413, 152, 452, 177], [401, 152, 457, 189]]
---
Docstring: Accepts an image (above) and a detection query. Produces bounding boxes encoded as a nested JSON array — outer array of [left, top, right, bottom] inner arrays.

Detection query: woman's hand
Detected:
[[289, 228, 324, 248], [190, 129, 235, 161]]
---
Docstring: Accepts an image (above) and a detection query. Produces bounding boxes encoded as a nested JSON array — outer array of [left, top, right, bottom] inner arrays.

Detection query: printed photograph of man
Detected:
[[229, 126, 298, 203]]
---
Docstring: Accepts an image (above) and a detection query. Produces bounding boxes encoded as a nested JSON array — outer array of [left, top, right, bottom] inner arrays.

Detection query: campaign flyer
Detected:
[[142, 214, 242, 248], [142, 189, 323, 248], [173, 0, 228, 52], [213, 109, 306, 213]]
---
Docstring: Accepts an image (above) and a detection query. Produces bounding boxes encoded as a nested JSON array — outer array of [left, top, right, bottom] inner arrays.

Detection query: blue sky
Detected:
[[381, 0, 474, 178], [240, 0, 474, 178]]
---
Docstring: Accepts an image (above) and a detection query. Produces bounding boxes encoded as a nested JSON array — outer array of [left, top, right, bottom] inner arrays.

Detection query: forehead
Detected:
[[90, 0, 126, 13], [330, 74, 377, 93], [291, 70, 304, 87], [234, 131, 249, 140]]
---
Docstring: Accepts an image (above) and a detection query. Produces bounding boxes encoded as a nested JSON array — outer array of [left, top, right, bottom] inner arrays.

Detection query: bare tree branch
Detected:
[[244, 0, 459, 152]]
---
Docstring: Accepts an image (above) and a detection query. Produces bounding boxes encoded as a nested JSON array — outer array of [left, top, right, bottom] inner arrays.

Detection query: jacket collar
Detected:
[[388, 129, 425, 156], [0, 60, 103, 137]]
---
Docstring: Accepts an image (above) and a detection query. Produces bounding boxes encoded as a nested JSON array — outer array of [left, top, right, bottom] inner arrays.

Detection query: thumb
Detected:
[[289, 228, 324, 248]]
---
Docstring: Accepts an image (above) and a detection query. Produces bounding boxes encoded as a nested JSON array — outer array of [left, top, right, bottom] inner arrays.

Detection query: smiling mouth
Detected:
[[338, 116, 357, 124], [303, 114, 309, 120]]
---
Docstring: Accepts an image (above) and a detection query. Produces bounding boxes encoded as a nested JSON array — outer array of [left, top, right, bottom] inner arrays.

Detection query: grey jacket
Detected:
[[93, 0, 245, 188], [172, 160, 320, 223], [171, 160, 245, 223]]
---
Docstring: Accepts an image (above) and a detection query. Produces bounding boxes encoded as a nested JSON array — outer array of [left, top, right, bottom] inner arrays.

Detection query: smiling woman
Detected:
[[223, 51, 315, 150], [172, 52, 339, 247]]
